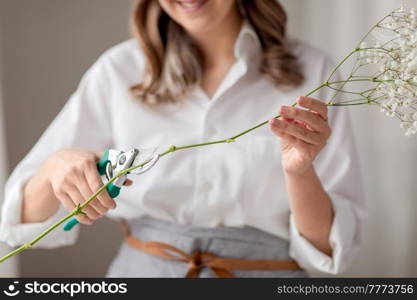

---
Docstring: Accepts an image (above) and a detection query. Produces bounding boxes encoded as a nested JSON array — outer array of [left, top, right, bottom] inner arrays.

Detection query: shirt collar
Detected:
[[234, 20, 262, 66], [191, 21, 263, 103]]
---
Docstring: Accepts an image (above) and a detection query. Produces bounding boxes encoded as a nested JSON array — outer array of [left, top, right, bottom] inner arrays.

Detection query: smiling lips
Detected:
[[175, 0, 208, 12]]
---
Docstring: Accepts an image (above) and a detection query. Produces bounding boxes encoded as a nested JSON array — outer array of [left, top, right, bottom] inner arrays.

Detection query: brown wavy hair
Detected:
[[130, 0, 304, 104]]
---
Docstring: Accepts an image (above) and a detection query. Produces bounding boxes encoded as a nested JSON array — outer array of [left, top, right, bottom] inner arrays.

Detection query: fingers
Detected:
[[269, 119, 310, 155], [279, 104, 327, 133], [49, 149, 120, 226], [57, 190, 93, 225], [296, 96, 328, 120], [270, 124, 297, 144], [66, 184, 102, 220], [275, 96, 331, 145], [270, 118, 322, 145], [77, 174, 109, 215], [84, 165, 117, 209], [75, 213, 94, 225], [61, 166, 119, 225]]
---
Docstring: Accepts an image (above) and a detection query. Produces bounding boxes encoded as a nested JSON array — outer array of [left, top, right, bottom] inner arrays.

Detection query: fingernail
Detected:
[[271, 118, 280, 127], [280, 106, 287, 114]]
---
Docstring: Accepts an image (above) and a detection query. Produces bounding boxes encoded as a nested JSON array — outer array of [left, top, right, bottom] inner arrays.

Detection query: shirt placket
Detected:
[[188, 58, 249, 225]]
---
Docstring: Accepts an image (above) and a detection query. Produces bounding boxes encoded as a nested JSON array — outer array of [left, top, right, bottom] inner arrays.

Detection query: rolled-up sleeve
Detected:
[[0, 54, 114, 248], [288, 56, 367, 275]]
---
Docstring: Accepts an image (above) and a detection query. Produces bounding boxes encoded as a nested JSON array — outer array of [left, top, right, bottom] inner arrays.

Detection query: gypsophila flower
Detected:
[[329, 7, 417, 136]]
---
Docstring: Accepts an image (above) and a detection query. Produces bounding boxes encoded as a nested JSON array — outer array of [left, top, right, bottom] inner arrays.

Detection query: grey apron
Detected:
[[106, 216, 309, 278]]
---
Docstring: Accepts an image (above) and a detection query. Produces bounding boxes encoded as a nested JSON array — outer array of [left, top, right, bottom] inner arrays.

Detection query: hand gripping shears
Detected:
[[63, 147, 159, 231]]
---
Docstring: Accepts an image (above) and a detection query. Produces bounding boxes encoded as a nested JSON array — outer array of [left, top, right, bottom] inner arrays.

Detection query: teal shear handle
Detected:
[[63, 149, 120, 231]]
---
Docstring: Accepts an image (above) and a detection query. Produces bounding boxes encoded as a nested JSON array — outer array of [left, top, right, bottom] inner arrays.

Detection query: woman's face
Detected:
[[158, 0, 238, 34]]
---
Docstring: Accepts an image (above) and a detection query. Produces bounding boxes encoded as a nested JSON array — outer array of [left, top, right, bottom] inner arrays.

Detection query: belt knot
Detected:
[[186, 251, 222, 277], [120, 219, 302, 278], [188, 251, 202, 269]]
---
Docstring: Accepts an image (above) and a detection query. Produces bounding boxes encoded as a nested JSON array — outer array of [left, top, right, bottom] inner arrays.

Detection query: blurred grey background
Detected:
[[0, 0, 132, 277], [0, 0, 416, 277]]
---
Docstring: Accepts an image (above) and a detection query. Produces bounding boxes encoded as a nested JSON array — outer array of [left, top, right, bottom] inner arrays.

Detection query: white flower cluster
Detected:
[[358, 7, 417, 136]]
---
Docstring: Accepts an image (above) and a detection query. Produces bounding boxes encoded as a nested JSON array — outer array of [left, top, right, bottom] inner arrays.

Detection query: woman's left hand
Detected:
[[269, 96, 331, 176]]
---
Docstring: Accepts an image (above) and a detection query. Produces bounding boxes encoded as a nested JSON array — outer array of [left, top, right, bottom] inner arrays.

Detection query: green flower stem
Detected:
[[0, 176, 118, 263], [328, 102, 369, 107]]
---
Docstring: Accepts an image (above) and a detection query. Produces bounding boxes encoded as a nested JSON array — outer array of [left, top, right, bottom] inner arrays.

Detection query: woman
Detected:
[[0, 0, 366, 277]]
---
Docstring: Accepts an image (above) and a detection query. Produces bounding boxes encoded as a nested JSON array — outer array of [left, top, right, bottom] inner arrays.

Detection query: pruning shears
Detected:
[[62, 147, 159, 231]]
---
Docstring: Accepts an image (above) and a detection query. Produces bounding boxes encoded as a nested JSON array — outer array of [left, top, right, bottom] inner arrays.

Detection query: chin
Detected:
[[160, 0, 236, 34], [180, 18, 218, 34]]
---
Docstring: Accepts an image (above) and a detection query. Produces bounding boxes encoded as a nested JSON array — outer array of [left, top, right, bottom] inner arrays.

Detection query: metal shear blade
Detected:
[[129, 147, 160, 175]]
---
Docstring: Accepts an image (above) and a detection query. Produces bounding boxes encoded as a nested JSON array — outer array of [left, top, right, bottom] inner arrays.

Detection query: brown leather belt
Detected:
[[120, 220, 302, 278]]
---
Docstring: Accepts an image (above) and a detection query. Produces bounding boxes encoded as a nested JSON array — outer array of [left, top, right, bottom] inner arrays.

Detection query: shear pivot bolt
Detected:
[[118, 154, 126, 165]]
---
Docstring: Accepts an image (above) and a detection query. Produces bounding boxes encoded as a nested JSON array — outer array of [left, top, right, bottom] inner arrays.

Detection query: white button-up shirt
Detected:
[[0, 22, 366, 275]]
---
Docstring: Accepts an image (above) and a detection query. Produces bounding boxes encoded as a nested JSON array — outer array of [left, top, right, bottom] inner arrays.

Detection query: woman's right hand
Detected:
[[37, 149, 119, 225]]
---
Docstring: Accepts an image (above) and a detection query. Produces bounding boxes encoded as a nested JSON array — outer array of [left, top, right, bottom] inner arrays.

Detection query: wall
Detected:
[[1, 0, 131, 277], [0, 0, 18, 277]]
